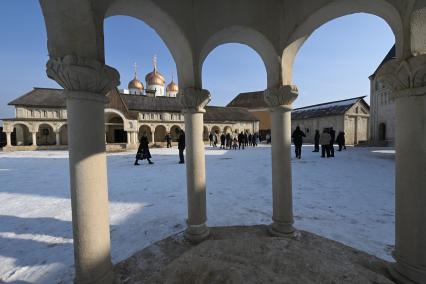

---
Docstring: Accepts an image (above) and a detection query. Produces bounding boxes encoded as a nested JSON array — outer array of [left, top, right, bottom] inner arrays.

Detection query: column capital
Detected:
[[178, 87, 211, 113], [46, 55, 120, 95], [264, 85, 298, 109]]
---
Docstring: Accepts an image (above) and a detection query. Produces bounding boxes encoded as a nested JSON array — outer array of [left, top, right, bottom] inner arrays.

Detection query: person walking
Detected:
[[220, 133, 226, 149], [336, 131, 346, 151], [134, 133, 154, 165], [292, 126, 306, 159], [329, 127, 336, 157], [177, 129, 185, 164], [226, 133, 231, 149], [209, 133, 213, 146], [165, 133, 172, 148], [238, 131, 245, 150], [244, 132, 249, 147], [320, 128, 331, 158], [213, 132, 218, 147], [312, 130, 320, 152], [248, 133, 253, 146], [232, 137, 238, 149], [252, 133, 258, 147]]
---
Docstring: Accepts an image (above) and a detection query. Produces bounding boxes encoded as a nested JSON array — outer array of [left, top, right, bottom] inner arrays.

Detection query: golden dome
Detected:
[[166, 79, 179, 92], [145, 69, 165, 86], [128, 77, 144, 90]]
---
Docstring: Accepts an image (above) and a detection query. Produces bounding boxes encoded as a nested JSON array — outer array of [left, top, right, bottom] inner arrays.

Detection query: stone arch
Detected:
[[199, 25, 279, 88], [170, 125, 181, 142], [59, 124, 68, 145], [11, 123, 31, 146], [211, 126, 221, 135], [281, 0, 404, 84], [154, 125, 167, 143], [223, 126, 233, 134], [139, 125, 152, 142], [105, 111, 127, 143], [37, 123, 55, 146], [104, 0, 196, 87]]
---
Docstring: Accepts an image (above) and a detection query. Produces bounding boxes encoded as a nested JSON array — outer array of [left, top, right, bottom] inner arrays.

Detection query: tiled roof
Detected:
[[370, 45, 396, 78], [226, 91, 268, 109]]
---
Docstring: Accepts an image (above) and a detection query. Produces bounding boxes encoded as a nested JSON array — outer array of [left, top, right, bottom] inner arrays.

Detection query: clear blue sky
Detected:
[[0, 1, 394, 121]]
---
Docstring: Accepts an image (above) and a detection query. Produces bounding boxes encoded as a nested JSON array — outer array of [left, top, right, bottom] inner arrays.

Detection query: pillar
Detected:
[[55, 132, 60, 145], [126, 131, 131, 144], [389, 55, 426, 284], [178, 87, 211, 242], [46, 55, 120, 284], [5, 132, 11, 147], [264, 85, 298, 237], [151, 132, 154, 144], [32, 132, 37, 146]]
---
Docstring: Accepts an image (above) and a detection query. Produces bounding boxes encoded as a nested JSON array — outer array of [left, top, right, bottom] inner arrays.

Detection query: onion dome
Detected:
[[128, 63, 144, 90], [166, 77, 179, 92], [145, 55, 165, 86]]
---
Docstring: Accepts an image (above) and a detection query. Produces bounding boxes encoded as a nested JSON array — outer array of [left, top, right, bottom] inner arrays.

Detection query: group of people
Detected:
[[209, 131, 259, 150], [134, 128, 186, 165], [292, 126, 346, 159]]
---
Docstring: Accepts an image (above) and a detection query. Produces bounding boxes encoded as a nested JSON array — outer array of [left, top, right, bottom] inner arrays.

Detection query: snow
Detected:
[[0, 145, 395, 283]]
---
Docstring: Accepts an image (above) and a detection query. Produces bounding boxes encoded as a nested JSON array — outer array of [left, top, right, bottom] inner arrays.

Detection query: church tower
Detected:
[[127, 63, 144, 95], [166, 75, 179, 97], [145, 55, 166, 97]]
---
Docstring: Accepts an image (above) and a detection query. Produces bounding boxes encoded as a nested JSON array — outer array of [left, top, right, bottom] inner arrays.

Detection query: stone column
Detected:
[[32, 132, 37, 146], [264, 85, 298, 237], [55, 132, 61, 145], [5, 132, 11, 147], [178, 87, 211, 242], [388, 55, 426, 284], [46, 55, 120, 284]]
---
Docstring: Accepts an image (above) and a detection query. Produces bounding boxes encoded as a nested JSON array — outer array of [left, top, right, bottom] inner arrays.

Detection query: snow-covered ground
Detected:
[[0, 145, 395, 283]]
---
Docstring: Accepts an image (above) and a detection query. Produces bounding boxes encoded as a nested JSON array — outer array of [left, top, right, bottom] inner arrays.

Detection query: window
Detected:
[[159, 114, 163, 120], [30, 110, 34, 117], [43, 110, 47, 117], [56, 111, 60, 118], [151, 114, 154, 119], [171, 114, 174, 120]]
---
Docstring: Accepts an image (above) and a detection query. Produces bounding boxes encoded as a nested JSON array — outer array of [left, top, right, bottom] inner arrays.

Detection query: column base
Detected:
[[388, 258, 426, 284], [75, 266, 115, 284], [268, 221, 299, 238], [184, 223, 210, 243]]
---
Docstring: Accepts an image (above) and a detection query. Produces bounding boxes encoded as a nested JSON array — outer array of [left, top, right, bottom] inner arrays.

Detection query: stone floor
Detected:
[[114, 225, 396, 284]]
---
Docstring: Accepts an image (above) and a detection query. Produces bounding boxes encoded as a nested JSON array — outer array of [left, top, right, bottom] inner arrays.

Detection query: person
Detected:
[[252, 133, 258, 147], [266, 133, 271, 144], [226, 133, 232, 149], [336, 131, 346, 151], [208, 133, 213, 146], [248, 133, 253, 146], [244, 132, 249, 147], [313, 130, 320, 152], [213, 132, 218, 147], [165, 133, 172, 148], [319, 128, 331, 158], [134, 133, 154, 165], [292, 126, 306, 159], [177, 129, 185, 164], [238, 131, 245, 149], [232, 137, 238, 149], [220, 133, 226, 149], [329, 127, 336, 157]]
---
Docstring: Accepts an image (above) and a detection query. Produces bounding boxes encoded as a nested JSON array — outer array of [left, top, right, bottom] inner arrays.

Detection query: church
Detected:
[[0, 58, 259, 151]]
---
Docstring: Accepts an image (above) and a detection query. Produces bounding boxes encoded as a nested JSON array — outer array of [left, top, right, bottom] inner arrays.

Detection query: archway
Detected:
[[223, 126, 232, 134], [211, 126, 221, 136], [105, 114, 127, 143], [11, 124, 31, 146], [154, 125, 167, 143], [170, 125, 181, 142], [36, 124, 55, 146], [138, 125, 152, 143], [59, 124, 68, 145]]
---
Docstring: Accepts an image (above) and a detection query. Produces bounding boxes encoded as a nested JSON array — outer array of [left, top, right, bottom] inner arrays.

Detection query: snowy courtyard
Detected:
[[0, 145, 395, 283]]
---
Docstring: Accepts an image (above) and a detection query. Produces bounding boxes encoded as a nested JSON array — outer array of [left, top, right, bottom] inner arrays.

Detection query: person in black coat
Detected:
[[336, 131, 346, 151], [329, 127, 336, 157], [177, 129, 185, 164], [313, 130, 320, 152], [292, 126, 306, 159], [220, 133, 226, 149], [238, 132, 245, 150], [208, 133, 213, 146], [134, 133, 154, 165], [165, 133, 172, 148]]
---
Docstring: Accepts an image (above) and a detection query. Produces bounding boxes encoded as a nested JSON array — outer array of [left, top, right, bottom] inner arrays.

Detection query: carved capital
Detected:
[[264, 85, 298, 108], [46, 55, 120, 95], [178, 87, 211, 112]]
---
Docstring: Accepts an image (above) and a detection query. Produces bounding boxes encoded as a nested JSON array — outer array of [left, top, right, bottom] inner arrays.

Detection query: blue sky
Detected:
[[0, 1, 394, 120]]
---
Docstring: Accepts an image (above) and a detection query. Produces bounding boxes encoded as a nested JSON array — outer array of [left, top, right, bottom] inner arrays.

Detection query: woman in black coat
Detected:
[[134, 133, 154, 165]]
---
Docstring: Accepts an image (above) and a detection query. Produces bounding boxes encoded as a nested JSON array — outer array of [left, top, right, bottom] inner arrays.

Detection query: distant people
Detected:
[[320, 128, 331, 158], [177, 129, 185, 164], [232, 137, 238, 149], [248, 133, 253, 146], [292, 126, 306, 159], [209, 133, 213, 146], [238, 131, 245, 150], [244, 132, 249, 147], [329, 127, 336, 157], [220, 133, 226, 149], [165, 133, 172, 148], [213, 132, 218, 147], [252, 133, 258, 147], [134, 133, 154, 165], [336, 131, 346, 151], [226, 133, 232, 149], [313, 130, 320, 152], [266, 133, 271, 144]]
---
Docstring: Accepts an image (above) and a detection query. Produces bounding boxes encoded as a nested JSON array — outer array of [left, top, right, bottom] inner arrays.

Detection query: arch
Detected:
[[105, 113, 127, 143], [59, 124, 68, 145], [211, 126, 221, 135], [203, 126, 209, 141], [105, 108, 127, 124], [37, 124, 55, 146], [138, 125, 152, 142], [223, 126, 233, 134], [282, 0, 404, 84], [199, 26, 280, 87], [105, 0, 196, 87], [11, 123, 31, 146], [170, 125, 181, 142], [154, 125, 167, 143]]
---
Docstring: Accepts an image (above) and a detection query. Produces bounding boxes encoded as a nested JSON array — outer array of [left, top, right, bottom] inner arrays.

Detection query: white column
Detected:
[[32, 132, 37, 146], [126, 132, 131, 145], [390, 56, 426, 283], [179, 87, 211, 242], [5, 132, 11, 147], [264, 85, 298, 237], [46, 55, 119, 284], [55, 132, 60, 145]]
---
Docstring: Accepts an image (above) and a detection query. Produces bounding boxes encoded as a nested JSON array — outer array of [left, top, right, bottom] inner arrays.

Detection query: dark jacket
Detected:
[[292, 128, 306, 145], [178, 132, 185, 150], [314, 131, 320, 144], [329, 129, 336, 144], [136, 136, 151, 159], [336, 132, 345, 145]]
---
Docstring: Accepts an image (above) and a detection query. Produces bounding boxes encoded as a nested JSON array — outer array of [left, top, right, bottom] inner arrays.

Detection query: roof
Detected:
[[7, 88, 258, 122], [370, 45, 396, 78], [292, 96, 368, 120], [226, 91, 268, 109]]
